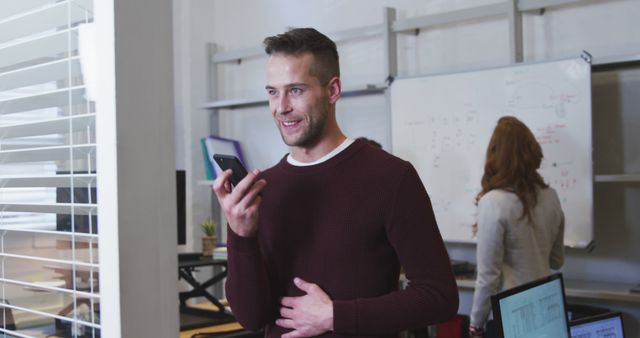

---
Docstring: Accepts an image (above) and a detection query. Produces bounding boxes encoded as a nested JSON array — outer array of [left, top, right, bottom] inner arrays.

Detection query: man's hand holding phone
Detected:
[[212, 155, 266, 237]]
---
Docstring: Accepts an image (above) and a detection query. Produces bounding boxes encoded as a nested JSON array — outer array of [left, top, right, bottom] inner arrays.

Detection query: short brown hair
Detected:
[[263, 28, 339, 85], [476, 116, 548, 220]]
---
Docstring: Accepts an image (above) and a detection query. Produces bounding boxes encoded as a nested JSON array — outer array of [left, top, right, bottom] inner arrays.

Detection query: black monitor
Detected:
[[56, 170, 187, 244], [56, 171, 97, 234], [176, 170, 186, 245], [491, 273, 570, 338], [570, 312, 625, 338]]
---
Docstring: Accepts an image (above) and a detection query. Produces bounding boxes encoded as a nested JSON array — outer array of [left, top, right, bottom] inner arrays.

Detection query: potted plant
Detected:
[[200, 218, 217, 256]]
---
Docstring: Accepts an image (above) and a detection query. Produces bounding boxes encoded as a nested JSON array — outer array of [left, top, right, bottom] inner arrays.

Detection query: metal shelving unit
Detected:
[[203, 0, 614, 111]]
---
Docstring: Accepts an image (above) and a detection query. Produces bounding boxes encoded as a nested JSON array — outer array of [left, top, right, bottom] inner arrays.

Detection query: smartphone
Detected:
[[213, 154, 249, 187]]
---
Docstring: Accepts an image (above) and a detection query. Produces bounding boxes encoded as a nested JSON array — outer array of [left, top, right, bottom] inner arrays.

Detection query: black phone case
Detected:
[[213, 154, 248, 186]]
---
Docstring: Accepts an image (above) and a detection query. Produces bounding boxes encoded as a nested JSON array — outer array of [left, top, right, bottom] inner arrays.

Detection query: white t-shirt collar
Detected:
[[287, 138, 354, 166]]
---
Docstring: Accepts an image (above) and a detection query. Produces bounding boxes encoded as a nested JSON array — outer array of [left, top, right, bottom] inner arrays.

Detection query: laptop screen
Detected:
[[491, 273, 570, 338], [570, 312, 625, 338]]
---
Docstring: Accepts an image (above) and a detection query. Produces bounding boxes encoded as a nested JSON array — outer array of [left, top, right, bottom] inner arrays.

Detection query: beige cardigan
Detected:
[[470, 187, 565, 328]]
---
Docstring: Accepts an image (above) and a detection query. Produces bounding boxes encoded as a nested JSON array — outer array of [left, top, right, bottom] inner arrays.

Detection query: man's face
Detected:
[[265, 53, 330, 148]]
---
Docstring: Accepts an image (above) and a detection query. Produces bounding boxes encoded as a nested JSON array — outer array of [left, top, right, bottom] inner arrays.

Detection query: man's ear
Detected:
[[326, 76, 341, 104]]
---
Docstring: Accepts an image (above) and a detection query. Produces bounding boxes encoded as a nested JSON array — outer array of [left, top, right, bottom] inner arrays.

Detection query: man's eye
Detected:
[[290, 87, 302, 95], [267, 89, 277, 97]]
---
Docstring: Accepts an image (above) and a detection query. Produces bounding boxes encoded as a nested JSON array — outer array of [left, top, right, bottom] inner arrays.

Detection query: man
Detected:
[[213, 28, 458, 338]]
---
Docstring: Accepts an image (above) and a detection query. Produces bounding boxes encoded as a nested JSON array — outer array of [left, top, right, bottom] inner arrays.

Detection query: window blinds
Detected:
[[0, 0, 100, 337]]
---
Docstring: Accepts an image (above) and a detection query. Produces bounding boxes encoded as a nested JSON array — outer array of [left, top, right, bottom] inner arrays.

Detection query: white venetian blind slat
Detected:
[[0, 144, 95, 164], [0, 278, 99, 300], [0, 0, 56, 22], [0, 86, 85, 115], [0, 203, 96, 215], [0, 27, 79, 70], [1, 227, 98, 237], [0, 57, 83, 92], [0, 173, 96, 188], [0, 113, 95, 138], [0, 0, 91, 46], [2, 302, 100, 329], [0, 253, 98, 269]]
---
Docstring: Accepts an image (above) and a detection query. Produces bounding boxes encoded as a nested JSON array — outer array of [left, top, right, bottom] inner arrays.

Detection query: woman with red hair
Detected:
[[469, 116, 565, 337]]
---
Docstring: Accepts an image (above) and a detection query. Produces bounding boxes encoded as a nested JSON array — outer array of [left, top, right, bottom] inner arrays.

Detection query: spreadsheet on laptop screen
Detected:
[[494, 274, 570, 338], [570, 313, 625, 338]]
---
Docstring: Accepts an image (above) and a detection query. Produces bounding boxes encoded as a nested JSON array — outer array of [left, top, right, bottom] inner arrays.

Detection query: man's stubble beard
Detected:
[[279, 103, 329, 148]]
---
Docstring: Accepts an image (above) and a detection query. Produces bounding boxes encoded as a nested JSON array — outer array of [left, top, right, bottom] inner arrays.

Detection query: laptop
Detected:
[[570, 312, 625, 338], [491, 273, 570, 338]]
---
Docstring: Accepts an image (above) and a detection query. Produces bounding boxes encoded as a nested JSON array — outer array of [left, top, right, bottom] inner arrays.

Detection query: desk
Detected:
[[178, 253, 235, 330], [455, 277, 640, 303], [399, 272, 640, 304]]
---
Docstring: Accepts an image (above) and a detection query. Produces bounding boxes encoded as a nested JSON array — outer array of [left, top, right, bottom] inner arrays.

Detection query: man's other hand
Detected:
[[277, 277, 334, 338]]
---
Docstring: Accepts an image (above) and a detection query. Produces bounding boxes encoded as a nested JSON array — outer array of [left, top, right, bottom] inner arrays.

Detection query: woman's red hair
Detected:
[[475, 116, 548, 221]]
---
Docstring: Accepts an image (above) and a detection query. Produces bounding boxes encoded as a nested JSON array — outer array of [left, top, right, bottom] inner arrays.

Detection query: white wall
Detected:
[[174, 0, 640, 334]]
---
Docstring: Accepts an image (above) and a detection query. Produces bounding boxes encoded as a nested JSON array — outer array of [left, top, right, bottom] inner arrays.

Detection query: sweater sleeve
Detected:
[[549, 212, 565, 270], [225, 225, 273, 331], [470, 194, 505, 328], [332, 164, 459, 334]]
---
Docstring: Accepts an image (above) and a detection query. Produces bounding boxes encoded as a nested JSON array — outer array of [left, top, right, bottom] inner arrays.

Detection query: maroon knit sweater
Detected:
[[226, 139, 458, 337]]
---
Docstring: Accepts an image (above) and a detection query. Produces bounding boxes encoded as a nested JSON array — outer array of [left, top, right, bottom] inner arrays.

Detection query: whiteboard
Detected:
[[391, 58, 593, 248]]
